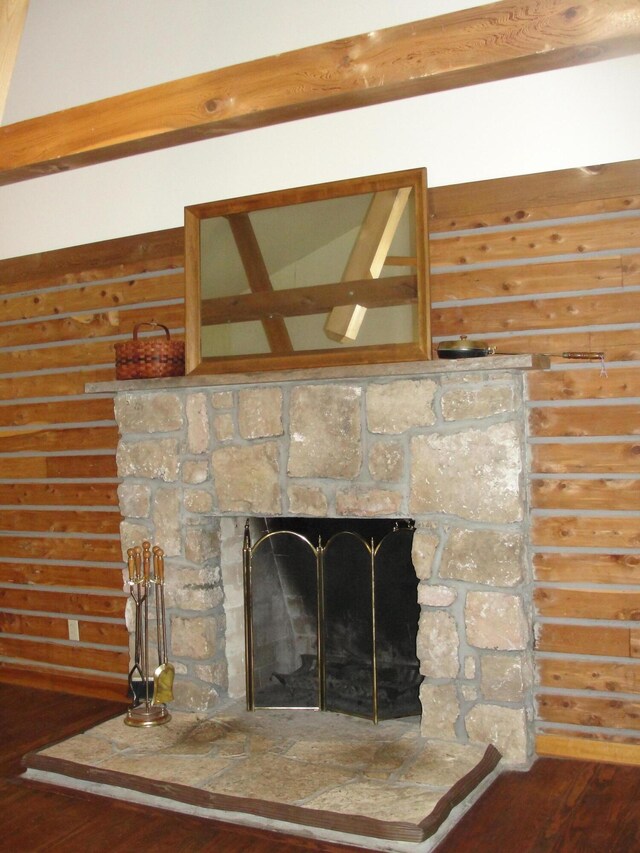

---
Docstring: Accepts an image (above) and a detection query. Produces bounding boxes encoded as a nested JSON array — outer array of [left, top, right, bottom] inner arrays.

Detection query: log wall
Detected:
[[429, 158, 640, 763], [0, 158, 639, 761], [0, 229, 183, 700]]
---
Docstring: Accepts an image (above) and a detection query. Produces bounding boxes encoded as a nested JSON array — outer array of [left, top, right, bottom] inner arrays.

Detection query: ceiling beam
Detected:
[[0, 0, 638, 186], [0, 0, 29, 124]]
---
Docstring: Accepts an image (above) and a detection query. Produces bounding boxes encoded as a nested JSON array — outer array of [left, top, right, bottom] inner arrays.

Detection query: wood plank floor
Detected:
[[2, 683, 640, 852]]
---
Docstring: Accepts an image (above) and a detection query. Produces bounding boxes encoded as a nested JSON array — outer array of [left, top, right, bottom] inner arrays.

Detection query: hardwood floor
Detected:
[[2, 682, 640, 852]]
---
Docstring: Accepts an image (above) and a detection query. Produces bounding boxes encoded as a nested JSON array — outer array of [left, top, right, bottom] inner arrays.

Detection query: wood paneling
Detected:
[[0, 562, 123, 589], [429, 160, 640, 229], [534, 552, 640, 585], [2, 0, 638, 186], [0, 454, 117, 479], [535, 588, 640, 621], [533, 516, 640, 549], [0, 613, 126, 647], [538, 694, 640, 731], [530, 405, 640, 437], [531, 479, 640, 512], [538, 658, 640, 694], [536, 623, 632, 657]]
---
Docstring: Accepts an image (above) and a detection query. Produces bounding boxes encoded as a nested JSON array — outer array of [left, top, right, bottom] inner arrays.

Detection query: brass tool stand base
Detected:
[[124, 702, 171, 727]]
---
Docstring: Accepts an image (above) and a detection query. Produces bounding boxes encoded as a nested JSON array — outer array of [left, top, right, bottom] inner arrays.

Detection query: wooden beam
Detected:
[[226, 213, 293, 353], [0, 0, 29, 125], [0, 0, 638, 186], [201, 273, 417, 326], [324, 188, 411, 343]]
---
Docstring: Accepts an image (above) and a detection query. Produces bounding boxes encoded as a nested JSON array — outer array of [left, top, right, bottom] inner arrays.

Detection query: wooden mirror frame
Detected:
[[184, 168, 430, 375]]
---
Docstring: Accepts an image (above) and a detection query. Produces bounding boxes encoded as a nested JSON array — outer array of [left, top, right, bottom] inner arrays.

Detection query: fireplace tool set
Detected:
[[125, 541, 174, 727]]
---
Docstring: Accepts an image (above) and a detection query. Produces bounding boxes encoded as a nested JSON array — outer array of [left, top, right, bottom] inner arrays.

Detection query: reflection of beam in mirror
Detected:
[[226, 213, 293, 354], [201, 274, 418, 326], [324, 188, 411, 344]]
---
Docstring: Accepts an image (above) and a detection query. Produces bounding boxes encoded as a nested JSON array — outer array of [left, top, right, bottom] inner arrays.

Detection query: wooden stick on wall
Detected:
[[0, 0, 29, 124]]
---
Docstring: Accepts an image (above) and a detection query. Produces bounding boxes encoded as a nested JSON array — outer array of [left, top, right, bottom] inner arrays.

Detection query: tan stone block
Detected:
[[164, 565, 223, 610], [464, 655, 477, 679], [440, 527, 524, 586], [186, 393, 210, 454], [212, 391, 233, 409], [194, 662, 229, 691], [366, 379, 437, 434], [368, 440, 404, 481], [117, 482, 151, 518], [481, 654, 525, 701], [418, 584, 457, 607], [114, 393, 183, 433], [288, 385, 362, 479], [465, 591, 528, 651], [171, 678, 220, 713], [171, 615, 219, 659], [212, 443, 281, 513], [441, 384, 516, 421], [401, 740, 487, 786], [184, 526, 220, 565], [417, 611, 459, 678], [152, 486, 181, 556], [287, 485, 328, 516], [465, 704, 529, 765], [411, 529, 440, 580], [214, 413, 234, 441], [335, 487, 402, 517], [238, 387, 283, 439], [419, 682, 459, 739], [184, 489, 213, 513], [409, 422, 523, 523], [181, 460, 209, 484], [117, 438, 180, 481], [119, 521, 151, 561]]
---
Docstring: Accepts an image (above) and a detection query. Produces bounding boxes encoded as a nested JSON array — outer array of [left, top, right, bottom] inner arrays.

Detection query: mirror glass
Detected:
[[185, 169, 430, 374]]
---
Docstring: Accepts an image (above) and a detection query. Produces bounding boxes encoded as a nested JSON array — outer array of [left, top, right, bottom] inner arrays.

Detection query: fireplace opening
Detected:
[[243, 517, 421, 722]]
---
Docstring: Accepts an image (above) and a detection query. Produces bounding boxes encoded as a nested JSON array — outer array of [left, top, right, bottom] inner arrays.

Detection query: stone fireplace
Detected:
[[99, 355, 546, 766]]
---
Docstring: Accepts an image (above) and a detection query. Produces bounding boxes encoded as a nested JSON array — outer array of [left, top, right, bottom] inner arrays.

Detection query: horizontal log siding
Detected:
[[430, 159, 640, 764], [0, 230, 184, 700], [1, 159, 639, 751]]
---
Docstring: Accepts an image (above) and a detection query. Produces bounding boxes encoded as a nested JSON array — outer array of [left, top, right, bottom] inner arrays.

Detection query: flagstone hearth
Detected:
[[23, 699, 501, 851]]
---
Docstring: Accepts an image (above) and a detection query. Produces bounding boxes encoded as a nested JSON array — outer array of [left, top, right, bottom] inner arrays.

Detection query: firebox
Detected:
[[243, 516, 421, 722]]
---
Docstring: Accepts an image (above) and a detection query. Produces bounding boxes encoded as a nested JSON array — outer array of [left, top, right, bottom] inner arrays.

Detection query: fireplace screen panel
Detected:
[[243, 518, 420, 722]]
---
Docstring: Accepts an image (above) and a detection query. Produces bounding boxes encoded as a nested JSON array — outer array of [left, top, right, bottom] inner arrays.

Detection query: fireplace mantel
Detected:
[[87, 354, 549, 394]]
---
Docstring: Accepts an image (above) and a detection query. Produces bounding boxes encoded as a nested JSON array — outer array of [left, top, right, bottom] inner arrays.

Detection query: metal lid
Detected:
[[437, 335, 490, 353]]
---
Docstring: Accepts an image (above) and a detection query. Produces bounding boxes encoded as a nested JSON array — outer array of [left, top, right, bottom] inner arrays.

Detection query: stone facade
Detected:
[[114, 366, 534, 766]]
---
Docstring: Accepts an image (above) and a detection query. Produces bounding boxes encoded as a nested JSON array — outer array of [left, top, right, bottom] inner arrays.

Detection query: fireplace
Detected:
[[244, 516, 421, 721], [105, 355, 544, 765]]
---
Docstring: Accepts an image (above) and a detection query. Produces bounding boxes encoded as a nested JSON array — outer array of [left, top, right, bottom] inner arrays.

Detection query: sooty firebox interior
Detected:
[[243, 517, 421, 722]]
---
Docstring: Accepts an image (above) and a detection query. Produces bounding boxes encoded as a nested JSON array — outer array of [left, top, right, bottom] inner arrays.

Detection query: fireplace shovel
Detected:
[[152, 547, 175, 705]]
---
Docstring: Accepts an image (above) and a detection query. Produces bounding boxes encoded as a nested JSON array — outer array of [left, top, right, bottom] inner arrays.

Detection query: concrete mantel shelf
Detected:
[[87, 354, 549, 394]]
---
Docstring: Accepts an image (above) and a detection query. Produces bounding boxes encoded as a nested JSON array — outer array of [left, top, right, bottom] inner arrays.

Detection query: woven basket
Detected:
[[115, 322, 185, 380]]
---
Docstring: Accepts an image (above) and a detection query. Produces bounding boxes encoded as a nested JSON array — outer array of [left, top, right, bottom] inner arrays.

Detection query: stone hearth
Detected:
[[92, 355, 546, 767]]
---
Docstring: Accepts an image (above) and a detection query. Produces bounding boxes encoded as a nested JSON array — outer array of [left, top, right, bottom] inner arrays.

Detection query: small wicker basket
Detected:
[[115, 322, 185, 380]]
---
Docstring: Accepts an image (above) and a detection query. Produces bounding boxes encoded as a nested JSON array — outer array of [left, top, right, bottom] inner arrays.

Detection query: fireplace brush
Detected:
[[124, 541, 172, 727]]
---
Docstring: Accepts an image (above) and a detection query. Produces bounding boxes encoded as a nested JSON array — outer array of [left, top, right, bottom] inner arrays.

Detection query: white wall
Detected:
[[1, 0, 639, 260]]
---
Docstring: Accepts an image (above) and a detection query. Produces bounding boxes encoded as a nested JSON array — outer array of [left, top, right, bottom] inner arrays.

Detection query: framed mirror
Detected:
[[184, 168, 430, 374]]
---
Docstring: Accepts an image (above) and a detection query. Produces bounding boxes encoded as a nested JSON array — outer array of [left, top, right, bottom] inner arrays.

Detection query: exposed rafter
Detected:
[[0, 0, 639, 186]]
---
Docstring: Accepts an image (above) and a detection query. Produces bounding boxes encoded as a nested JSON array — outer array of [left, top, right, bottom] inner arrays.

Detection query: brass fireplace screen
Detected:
[[242, 518, 421, 723]]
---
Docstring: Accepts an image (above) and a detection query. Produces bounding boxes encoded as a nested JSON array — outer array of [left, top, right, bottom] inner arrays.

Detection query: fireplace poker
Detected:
[[124, 541, 171, 727], [152, 546, 175, 705]]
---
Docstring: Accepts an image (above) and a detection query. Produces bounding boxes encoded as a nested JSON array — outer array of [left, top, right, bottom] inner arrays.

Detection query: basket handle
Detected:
[[132, 322, 171, 340]]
